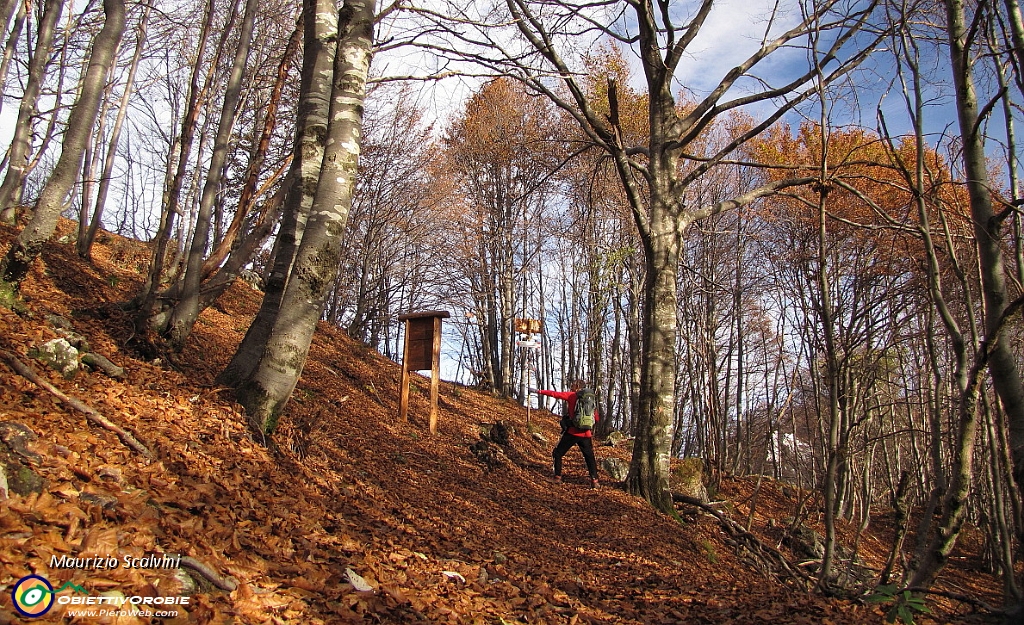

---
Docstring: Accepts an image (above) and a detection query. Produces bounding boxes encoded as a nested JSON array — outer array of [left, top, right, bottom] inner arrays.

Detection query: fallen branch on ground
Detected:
[[81, 351, 126, 379], [180, 556, 239, 591], [0, 349, 154, 459]]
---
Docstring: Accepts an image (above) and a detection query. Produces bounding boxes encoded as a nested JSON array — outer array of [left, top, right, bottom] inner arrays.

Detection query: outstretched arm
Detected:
[[537, 389, 574, 401]]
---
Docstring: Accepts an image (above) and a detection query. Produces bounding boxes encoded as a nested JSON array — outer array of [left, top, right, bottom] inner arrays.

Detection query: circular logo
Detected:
[[11, 575, 54, 618]]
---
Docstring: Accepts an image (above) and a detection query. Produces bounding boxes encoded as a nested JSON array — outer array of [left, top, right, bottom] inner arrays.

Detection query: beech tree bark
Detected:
[[0, 0, 125, 289], [237, 0, 376, 434], [218, 0, 338, 388]]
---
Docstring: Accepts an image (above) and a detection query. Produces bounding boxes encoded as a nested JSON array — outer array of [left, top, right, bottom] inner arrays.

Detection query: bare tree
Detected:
[[77, 2, 151, 259], [134, 0, 222, 327], [0, 0, 65, 224], [0, 0, 125, 290], [164, 0, 261, 349], [418, 0, 883, 511]]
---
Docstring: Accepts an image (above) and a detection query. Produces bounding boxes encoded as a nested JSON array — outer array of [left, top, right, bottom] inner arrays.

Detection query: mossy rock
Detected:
[[0, 280, 26, 313], [602, 457, 629, 481], [671, 457, 709, 503], [28, 338, 80, 379]]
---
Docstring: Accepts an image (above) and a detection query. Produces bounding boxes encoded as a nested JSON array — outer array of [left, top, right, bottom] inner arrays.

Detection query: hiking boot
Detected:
[[590, 479, 599, 489]]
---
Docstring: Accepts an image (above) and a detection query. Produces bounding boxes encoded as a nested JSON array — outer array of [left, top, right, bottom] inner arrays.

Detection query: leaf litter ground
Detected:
[[0, 223, 1004, 624]]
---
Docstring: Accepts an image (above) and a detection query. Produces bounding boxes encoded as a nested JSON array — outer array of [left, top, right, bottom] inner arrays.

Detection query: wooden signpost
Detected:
[[515, 317, 542, 424], [398, 310, 450, 434]]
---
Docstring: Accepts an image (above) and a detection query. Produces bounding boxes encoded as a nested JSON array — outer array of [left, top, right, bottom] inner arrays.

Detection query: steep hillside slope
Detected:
[[0, 223, 1000, 624]]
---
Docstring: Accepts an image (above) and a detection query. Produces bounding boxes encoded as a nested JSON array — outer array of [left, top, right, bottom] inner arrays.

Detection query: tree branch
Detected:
[[0, 350, 154, 459]]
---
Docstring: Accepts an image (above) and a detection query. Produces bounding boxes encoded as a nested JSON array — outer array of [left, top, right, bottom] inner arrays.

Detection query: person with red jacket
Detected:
[[533, 380, 600, 488]]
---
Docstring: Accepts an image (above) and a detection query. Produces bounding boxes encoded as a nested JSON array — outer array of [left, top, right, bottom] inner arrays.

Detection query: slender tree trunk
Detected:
[[907, 346, 989, 590], [238, 0, 375, 434], [947, 0, 1024, 530], [0, 0, 64, 223], [166, 0, 259, 349], [0, 0, 20, 64], [816, 187, 843, 588], [78, 2, 149, 258], [500, 258, 514, 397], [77, 71, 109, 249], [0, 0, 125, 288], [0, 0, 30, 120]]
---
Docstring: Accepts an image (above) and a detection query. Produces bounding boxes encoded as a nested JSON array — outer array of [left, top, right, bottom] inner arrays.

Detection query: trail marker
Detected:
[[515, 318, 543, 424]]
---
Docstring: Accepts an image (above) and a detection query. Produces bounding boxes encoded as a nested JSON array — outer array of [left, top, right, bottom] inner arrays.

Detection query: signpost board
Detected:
[[514, 318, 543, 334], [515, 318, 542, 423], [398, 310, 450, 434]]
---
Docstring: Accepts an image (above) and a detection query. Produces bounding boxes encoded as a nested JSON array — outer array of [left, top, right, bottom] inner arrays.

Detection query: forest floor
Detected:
[[0, 222, 1007, 624]]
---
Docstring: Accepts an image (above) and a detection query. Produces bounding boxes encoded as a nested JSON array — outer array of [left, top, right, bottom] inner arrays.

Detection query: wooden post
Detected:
[[399, 331, 412, 423], [397, 310, 450, 433], [430, 315, 443, 435]]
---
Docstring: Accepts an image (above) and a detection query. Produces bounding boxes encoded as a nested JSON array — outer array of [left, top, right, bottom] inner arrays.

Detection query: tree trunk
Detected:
[[239, 0, 375, 435], [78, 3, 150, 259], [166, 0, 259, 349], [0, 0, 125, 288], [0, 0, 29, 120], [0, 0, 65, 223], [218, 0, 336, 388], [813, 172, 843, 587], [625, 209, 683, 514]]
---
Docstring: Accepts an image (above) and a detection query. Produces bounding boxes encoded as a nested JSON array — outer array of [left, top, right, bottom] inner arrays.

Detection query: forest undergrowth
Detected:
[[0, 222, 1004, 623]]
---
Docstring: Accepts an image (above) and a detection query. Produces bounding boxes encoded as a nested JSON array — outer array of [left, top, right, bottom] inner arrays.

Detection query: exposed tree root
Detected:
[[673, 493, 812, 586]]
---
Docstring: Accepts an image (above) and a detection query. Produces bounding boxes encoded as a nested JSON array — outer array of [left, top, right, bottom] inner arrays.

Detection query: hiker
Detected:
[[531, 381, 600, 488]]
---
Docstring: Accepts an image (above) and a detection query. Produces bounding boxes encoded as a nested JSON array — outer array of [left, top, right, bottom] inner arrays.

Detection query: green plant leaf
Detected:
[[884, 606, 898, 623]]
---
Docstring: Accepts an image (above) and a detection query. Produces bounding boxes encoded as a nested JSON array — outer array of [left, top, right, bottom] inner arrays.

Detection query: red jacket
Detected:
[[538, 389, 598, 438]]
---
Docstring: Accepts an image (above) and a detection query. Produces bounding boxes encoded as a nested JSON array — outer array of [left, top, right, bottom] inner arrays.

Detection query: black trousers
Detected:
[[553, 432, 598, 479]]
